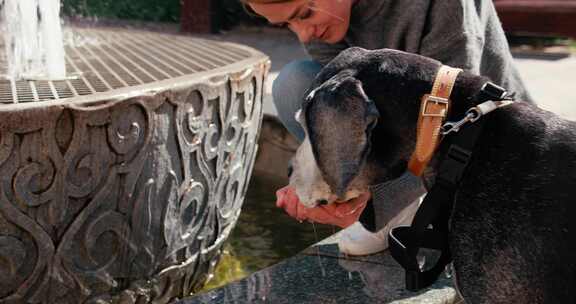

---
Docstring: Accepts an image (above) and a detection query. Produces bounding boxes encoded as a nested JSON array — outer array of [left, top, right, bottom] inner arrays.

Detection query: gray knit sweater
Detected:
[[306, 0, 533, 102], [304, 0, 533, 231]]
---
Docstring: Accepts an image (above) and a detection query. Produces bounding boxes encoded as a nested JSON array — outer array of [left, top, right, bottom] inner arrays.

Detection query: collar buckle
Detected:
[[421, 95, 449, 118]]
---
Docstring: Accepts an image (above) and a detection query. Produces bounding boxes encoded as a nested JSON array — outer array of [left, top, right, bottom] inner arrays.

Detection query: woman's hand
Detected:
[[275, 186, 370, 228]]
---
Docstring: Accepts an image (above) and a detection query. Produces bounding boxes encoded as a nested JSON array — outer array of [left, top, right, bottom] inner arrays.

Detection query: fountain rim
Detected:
[[0, 31, 270, 113]]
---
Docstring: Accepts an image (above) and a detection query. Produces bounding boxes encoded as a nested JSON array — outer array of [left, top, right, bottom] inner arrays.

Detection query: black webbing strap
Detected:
[[388, 82, 508, 291]]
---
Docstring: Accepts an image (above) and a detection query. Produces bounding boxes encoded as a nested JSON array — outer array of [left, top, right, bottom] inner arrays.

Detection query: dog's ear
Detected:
[[304, 70, 379, 198]]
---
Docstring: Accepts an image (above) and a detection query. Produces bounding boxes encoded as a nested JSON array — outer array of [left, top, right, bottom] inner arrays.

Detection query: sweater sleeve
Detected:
[[418, 0, 533, 102], [422, 33, 484, 74], [419, 0, 484, 74], [359, 172, 427, 232]]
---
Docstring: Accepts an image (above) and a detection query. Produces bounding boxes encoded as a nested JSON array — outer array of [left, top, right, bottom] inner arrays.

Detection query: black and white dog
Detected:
[[290, 47, 576, 303]]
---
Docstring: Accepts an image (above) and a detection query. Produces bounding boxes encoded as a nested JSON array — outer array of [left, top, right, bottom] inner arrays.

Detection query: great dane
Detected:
[[289, 47, 576, 303]]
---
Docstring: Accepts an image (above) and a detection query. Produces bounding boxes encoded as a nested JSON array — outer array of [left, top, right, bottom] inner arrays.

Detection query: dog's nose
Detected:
[[317, 199, 329, 206]]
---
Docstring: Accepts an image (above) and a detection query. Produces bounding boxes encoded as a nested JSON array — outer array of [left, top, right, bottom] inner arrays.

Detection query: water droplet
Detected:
[[312, 222, 326, 277]]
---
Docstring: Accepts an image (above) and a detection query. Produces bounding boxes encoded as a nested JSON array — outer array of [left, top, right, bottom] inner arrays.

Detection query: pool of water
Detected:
[[201, 173, 335, 291]]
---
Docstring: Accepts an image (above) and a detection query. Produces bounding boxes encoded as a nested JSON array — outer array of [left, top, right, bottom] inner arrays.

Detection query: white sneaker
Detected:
[[338, 198, 421, 256], [338, 222, 387, 256]]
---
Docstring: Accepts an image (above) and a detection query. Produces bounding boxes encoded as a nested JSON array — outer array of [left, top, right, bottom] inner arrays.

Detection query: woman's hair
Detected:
[[240, 0, 292, 17]]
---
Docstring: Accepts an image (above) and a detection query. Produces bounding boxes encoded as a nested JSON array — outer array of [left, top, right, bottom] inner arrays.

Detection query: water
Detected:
[[1, 0, 66, 80], [311, 222, 326, 277], [202, 173, 334, 291]]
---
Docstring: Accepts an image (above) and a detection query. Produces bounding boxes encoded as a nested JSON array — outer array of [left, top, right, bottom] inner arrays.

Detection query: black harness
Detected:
[[388, 82, 512, 291]]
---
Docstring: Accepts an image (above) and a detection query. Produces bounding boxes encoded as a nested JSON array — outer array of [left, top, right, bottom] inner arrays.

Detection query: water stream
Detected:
[[1, 0, 66, 80]]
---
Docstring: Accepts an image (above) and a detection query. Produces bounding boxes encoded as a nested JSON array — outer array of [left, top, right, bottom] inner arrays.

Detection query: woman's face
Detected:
[[248, 0, 354, 44]]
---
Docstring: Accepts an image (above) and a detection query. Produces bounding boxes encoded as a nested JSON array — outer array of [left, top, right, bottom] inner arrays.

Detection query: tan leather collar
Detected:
[[408, 65, 462, 176]]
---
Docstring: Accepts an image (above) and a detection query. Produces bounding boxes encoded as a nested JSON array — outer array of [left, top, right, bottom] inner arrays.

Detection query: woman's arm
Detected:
[[419, 0, 533, 102]]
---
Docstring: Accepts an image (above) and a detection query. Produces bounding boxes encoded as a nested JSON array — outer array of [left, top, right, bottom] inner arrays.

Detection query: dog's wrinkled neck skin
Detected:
[[304, 47, 489, 194]]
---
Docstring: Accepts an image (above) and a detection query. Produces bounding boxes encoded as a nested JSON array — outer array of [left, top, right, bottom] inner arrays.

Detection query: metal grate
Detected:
[[0, 27, 254, 104]]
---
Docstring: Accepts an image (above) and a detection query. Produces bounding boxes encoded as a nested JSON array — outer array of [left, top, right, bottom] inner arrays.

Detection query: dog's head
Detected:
[[289, 69, 379, 207], [289, 47, 487, 207]]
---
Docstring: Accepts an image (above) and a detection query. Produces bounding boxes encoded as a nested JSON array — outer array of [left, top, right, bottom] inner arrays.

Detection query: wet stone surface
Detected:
[[178, 244, 459, 304]]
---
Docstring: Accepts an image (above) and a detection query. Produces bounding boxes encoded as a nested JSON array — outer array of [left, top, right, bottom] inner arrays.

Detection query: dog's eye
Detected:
[[287, 164, 294, 178]]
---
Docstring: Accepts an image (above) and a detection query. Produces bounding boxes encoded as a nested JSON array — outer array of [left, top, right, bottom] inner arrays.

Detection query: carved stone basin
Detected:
[[0, 26, 269, 303]]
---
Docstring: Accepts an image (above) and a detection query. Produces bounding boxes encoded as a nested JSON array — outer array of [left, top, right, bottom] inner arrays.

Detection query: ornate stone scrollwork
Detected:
[[0, 60, 268, 303]]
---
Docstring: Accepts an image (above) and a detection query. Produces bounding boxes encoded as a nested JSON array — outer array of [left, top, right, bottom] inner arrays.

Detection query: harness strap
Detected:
[[389, 82, 510, 292]]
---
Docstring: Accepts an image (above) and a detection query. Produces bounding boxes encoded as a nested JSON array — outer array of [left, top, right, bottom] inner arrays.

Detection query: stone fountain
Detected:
[[0, 1, 269, 303]]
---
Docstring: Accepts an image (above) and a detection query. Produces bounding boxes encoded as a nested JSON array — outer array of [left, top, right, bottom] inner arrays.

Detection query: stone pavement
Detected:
[[178, 243, 460, 304], [514, 53, 576, 120]]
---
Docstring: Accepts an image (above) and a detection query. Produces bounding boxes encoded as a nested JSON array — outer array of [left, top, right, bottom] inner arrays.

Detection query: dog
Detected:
[[289, 47, 576, 303]]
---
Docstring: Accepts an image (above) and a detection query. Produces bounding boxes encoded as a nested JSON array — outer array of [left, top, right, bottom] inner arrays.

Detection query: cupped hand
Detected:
[[275, 186, 370, 228]]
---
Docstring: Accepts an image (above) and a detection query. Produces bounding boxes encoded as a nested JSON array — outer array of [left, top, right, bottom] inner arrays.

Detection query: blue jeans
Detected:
[[272, 60, 323, 142]]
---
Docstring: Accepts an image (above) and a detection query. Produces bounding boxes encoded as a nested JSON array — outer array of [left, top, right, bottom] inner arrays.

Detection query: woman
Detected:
[[244, 0, 533, 255]]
